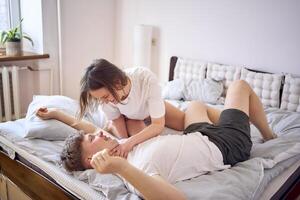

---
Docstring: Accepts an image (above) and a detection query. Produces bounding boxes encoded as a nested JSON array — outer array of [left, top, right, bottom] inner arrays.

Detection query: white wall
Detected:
[[115, 0, 300, 83], [59, 0, 115, 99], [21, 0, 43, 53], [40, 0, 60, 95], [22, 0, 116, 100]]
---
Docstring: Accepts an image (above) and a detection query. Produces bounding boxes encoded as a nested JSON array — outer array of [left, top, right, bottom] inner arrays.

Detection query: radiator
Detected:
[[0, 66, 22, 122], [0, 66, 54, 122]]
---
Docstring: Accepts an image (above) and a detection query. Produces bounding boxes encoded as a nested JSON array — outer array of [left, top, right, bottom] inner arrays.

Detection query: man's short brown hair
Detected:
[[60, 131, 85, 171]]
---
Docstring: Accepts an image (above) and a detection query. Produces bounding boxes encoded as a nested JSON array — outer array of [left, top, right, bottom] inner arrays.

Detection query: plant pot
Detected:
[[6, 41, 22, 56]]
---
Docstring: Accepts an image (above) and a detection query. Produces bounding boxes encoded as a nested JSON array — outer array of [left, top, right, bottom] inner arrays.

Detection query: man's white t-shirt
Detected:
[[125, 132, 230, 196], [101, 67, 165, 120]]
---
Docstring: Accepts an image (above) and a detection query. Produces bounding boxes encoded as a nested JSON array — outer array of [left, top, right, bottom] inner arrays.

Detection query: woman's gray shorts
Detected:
[[183, 109, 252, 166]]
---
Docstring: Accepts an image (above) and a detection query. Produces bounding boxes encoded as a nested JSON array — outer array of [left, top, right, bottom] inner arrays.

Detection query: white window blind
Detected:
[[0, 0, 20, 32], [0, 0, 10, 31]]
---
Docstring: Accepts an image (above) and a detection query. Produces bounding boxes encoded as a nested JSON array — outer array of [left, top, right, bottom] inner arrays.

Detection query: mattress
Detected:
[[260, 157, 300, 199], [1, 106, 300, 200], [167, 100, 300, 199], [0, 120, 106, 200]]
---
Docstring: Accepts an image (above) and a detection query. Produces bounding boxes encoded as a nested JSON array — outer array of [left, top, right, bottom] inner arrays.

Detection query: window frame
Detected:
[[1, 0, 21, 30], [8, 0, 21, 28]]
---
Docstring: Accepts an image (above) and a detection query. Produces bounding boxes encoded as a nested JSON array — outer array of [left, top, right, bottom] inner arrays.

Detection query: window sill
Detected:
[[0, 51, 49, 62]]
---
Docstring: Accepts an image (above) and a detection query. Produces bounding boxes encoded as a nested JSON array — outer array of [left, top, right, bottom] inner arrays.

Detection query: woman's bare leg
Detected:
[[164, 101, 185, 131], [225, 80, 275, 141], [126, 119, 147, 137], [125, 101, 186, 135]]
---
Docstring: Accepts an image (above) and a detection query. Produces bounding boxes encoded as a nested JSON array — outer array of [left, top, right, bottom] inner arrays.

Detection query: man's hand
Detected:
[[91, 149, 127, 174], [36, 107, 59, 120]]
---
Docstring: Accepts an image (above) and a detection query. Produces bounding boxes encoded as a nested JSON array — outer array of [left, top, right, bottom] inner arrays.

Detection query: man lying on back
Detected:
[[37, 80, 276, 200]]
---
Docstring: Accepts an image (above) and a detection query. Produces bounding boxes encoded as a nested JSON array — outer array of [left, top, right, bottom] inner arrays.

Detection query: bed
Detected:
[[166, 56, 300, 200], [0, 56, 300, 200]]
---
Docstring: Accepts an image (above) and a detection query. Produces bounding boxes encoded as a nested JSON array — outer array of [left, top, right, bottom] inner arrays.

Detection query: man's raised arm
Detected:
[[36, 107, 97, 133]]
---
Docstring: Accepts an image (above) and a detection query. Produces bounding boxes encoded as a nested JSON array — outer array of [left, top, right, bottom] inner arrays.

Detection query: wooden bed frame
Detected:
[[0, 147, 77, 200], [0, 56, 299, 200], [169, 56, 300, 199]]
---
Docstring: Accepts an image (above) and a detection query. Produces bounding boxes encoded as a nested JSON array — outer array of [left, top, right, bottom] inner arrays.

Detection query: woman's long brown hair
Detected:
[[79, 59, 128, 119]]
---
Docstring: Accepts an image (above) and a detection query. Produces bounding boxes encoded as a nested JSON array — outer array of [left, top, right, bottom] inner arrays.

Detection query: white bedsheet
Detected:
[[1, 104, 300, 200], [0, 119, 139, 200], [167, 100, 300, 199]]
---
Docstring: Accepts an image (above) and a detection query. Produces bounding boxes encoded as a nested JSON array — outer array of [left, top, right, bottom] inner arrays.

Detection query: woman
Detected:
[[79, 59, 184, 158]]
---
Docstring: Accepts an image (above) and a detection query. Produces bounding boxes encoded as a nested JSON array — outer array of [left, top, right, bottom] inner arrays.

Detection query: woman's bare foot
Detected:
[[263, 133, 278, 142]]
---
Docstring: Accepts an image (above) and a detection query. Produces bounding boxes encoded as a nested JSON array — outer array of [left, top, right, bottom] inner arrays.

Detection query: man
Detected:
[[37, 80, 276, 200]]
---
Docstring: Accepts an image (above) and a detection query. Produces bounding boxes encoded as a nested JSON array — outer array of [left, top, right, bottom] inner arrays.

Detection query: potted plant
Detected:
[[0, 18, 33, 56]]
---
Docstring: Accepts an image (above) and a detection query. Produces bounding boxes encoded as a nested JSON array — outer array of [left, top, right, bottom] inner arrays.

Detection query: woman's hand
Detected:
[[91, 149, 127, 174], [36, 107, 59, 120], [114, 140, 135, 158]]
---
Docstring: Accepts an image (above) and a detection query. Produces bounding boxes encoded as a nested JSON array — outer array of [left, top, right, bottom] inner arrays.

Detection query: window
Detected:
[[0, 0, 20, 32], [0, 0, 10, 31]]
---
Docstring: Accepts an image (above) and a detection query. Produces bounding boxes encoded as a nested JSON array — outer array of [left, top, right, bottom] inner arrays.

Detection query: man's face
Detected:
[[81, 131, 119, 168]]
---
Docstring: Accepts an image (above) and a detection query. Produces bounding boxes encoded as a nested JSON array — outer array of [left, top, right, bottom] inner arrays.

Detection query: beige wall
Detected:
[[59, 0, 116, 99], [114, 0, 300, 83]]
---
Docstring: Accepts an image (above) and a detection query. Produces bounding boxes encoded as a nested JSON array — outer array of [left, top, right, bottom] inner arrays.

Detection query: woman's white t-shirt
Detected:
[[101, 67, 165, 120], [125, 132, 230, 196]]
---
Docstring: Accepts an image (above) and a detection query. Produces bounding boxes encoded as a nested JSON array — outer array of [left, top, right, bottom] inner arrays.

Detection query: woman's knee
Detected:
[[165, 101, 185, 131], [126, 119, 146, 136]]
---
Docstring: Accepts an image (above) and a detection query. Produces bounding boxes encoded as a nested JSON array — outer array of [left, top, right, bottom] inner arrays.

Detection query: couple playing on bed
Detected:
[[36, 59, 276, 200]]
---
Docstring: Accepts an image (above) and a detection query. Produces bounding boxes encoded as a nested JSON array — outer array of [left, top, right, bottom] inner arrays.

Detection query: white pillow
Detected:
[[206, 63, 241, 97], [25, 95, 106, 140], [0, 119, 27, 139], [174, 57, 207, 83], [280, 74, 300, 112], [183, 79, 224, 104], [240, 68, 283, 108], [162, 79, 185, 100]]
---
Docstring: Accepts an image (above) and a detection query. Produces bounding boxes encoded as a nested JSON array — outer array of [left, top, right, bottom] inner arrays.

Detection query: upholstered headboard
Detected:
[[169, 56, 178, 81], [168, 56, 292, 110]]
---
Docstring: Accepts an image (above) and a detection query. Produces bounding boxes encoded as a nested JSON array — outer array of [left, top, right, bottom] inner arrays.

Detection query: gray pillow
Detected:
[[183, 79, 224, 104], [25, 95, 106, 140], [162, 79, 185, 100], [162, 79, 224, 104]]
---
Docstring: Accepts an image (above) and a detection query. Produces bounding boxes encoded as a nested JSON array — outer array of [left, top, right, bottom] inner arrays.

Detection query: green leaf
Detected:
[[7, 31, 13, 38], [15, 32, 21, 39], [12, 28, 16, 35], [0, 33, 8, 44], [23, 35, 34, 46], [0, 31, 7, 44]]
